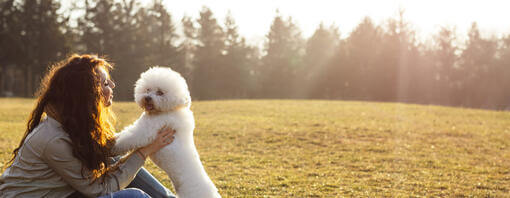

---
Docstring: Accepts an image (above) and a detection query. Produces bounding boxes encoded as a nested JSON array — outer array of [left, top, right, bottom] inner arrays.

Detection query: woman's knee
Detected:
[[120, 188, 150, 198]]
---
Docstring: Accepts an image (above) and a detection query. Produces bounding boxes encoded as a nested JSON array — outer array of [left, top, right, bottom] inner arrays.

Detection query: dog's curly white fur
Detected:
[[113, 67, 220, 198]]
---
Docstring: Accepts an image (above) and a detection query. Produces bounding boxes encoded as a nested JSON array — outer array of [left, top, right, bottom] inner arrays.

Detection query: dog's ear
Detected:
[[183, 96, 191, 107], [178, 95, 191, 107], [169, 94, 191, 110]]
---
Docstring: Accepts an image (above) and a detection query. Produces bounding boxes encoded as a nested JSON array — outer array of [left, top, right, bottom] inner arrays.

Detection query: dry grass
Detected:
[[1, 98, 510, 197]]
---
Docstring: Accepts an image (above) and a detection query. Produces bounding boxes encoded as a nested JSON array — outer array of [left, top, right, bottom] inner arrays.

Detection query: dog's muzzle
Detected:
[[142, 96, 155, 111]]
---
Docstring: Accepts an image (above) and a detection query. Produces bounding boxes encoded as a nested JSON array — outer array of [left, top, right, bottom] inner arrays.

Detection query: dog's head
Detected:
[[134, 66, 191, 114]]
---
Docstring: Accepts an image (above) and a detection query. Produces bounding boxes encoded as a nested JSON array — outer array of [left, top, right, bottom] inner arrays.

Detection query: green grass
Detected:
[[1, 98, 510, 197]]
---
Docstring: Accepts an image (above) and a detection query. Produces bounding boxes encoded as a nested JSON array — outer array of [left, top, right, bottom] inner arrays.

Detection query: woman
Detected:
[[0, 54, 176, 197]]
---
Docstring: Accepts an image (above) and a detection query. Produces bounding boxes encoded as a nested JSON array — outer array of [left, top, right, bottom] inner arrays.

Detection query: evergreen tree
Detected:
[[431, 27, 459, 105], [260, 13, 304, 98], [191, 7, 225, 100], [139, 0, 182, 74], [458, 22, 497, 108], [321, 39, 349, 99], [498, 35, 510, 109], [0, 0, 69, 96], [300, 23, 340, 98], [344, 17, 382, 100], [222, 12, 254, 98], [0, 0, 20, 95], [1, 3, 510, 109], [178, 15, 197, 80], [78, 0, 147, 100], [377, 10, 419, 102]]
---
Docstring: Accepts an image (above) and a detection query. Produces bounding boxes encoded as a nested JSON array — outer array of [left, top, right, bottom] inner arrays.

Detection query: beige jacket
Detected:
[[0, 117, 145, 198]]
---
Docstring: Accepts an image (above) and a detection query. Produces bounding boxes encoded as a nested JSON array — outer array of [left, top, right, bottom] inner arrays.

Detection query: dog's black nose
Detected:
[[144, 96, 152, 102]]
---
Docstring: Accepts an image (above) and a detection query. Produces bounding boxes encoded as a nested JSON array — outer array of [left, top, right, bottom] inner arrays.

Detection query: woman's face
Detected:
[[97, 67, 115, 107]]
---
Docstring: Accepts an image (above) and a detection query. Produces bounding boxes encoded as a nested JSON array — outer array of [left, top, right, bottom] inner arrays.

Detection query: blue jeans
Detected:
[[127, 167, 175, 198], [97, 188, 150, 198], [95, 167, 176, 198]]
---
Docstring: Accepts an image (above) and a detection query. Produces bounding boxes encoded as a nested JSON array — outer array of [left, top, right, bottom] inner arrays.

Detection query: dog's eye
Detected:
[[156, 90, 164, 96]]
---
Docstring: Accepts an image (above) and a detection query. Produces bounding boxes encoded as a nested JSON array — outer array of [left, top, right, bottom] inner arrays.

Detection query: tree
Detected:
[[431, 27, 459, 105], [0, 0, 20, 95], [458, 22, 497, 108], [320, 39, 349, 99], [178, 15, 197, 80], [377, 10, 420, 102], [138, 0, 182, 73], [299, 23, 340, 98], [260, 13, 304, 98], [78, 0, 148, 100], [497, 35, 510, 109], [221, 12, 255, 98], [0, 0, 69, 96], [191, 7, 225, 100], [344, 17, 382, 100]]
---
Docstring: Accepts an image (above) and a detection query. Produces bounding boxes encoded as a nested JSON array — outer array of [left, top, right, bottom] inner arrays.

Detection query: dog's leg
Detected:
[[112, 122, 161, 155], [111, 125, 137, 155], [112, 125, 150, 155]]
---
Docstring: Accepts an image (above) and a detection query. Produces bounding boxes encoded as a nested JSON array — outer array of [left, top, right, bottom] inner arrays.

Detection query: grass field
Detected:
[[1, 98, 510, 197]]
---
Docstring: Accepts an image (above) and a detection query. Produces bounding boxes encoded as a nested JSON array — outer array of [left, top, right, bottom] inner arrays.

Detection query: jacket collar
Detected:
[[45, 115, 62, 128]]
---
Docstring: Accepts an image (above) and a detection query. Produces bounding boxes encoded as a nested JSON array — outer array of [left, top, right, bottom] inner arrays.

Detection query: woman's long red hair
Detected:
[[9, 54, 117, 180]]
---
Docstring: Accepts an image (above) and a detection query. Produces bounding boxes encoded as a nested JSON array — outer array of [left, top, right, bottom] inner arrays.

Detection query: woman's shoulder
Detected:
[[25, 117, 71, 151], [11, 117, 73, 165]]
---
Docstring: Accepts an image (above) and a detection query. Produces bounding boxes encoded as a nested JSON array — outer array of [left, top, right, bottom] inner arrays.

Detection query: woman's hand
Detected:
[[136, 127, 176, 159]]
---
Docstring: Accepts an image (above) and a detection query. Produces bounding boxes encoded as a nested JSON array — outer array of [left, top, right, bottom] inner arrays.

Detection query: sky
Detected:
[[68, 0, 510, 45]]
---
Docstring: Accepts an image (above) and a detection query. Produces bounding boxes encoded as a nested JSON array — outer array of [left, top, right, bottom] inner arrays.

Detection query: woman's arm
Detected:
[[42, 128, 175, 197], [43, 137, 144, 197]]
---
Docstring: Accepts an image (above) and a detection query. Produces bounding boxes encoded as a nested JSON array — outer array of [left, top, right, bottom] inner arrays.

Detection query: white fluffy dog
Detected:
[[113, 67, 220, 198]]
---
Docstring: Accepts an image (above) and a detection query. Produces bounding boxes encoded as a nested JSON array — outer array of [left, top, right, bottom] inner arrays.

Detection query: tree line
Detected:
[[1, 0, 509, 110]]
